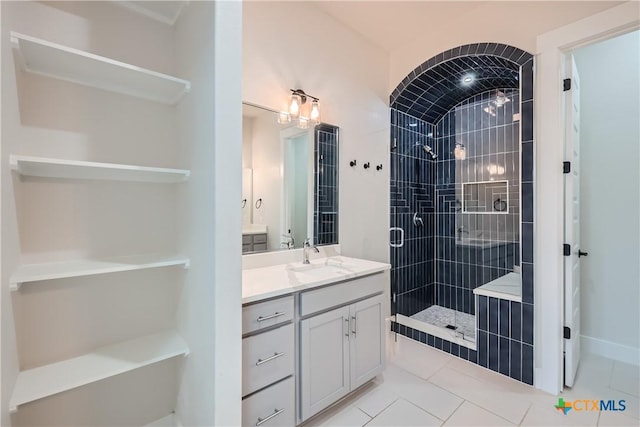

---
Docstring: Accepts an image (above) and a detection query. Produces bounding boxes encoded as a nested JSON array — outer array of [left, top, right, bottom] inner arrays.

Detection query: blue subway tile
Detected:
[[478, 330, 488, 367], [500, 299, 510, 337], [522, 181, 533, 221], [510, 301, 522, 341], [522, 303, 534, 345], [522, 263, 534, 304], [522, 60, 534, 101], [522, 101, 534, 142], [510, 340, 522, 381], [489, 333, 499, 372], [478, 296, 488, 331], [522, 223, 534, 263], [489, 297, 499, 334], [499, 337, 510, 376], [522, 343, 534, 385]]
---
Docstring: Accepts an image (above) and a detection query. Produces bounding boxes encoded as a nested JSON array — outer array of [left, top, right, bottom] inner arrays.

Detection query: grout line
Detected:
[[439, 398, 465, 426]]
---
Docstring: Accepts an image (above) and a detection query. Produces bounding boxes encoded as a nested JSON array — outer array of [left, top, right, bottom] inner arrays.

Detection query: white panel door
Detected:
[[564, 55, 583, 387], [350, 295, 384, 390], [300, 305, 351, 421]]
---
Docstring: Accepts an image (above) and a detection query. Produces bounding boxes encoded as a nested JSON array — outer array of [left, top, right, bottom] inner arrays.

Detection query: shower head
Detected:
[[422, 144, 438, 160]]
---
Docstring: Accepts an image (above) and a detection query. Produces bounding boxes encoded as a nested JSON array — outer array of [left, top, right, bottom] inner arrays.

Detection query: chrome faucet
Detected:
[[303, 238, 319, 264]]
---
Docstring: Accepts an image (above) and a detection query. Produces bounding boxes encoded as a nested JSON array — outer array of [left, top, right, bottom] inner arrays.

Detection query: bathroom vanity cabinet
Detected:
[[242, 233, 268, 253], [300, 294, 384, 420], [241, 259, 388, 426], [241, 296, 296, 426]]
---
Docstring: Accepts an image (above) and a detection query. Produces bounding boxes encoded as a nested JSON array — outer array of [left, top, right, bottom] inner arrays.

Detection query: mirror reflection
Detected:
[[242, 103, 339, 254]]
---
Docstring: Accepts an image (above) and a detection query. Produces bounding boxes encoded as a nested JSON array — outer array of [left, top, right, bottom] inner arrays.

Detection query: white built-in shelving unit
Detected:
[[5, 9, 194, 423], [10, 32, 190, 105], [10, 255, 190, 291], [9, 331, 188, 413], [10, 155, 190, 183], [115, 1, 188, 26]]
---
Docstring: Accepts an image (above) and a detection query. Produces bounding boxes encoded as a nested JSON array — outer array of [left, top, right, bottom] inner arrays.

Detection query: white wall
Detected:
[[388, 1, 621, 91], [243, 0, 390, 263], [250, 112, 284, 250], [573, 30, 640, 355], [175, 1, 242, 425], [535, 1, 640, 393]]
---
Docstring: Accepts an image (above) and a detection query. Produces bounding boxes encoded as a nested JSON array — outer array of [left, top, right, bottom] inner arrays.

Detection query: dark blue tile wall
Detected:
[[433, 89, 521, 316], [475, 296, 533, 384], [391, 109, 437, 317], [390, 47, 535, 387], [314, 124, 338, 245]]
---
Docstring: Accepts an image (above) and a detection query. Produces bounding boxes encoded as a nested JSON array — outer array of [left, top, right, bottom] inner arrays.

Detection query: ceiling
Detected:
[[312, 1, 623, 53], [394, 54, 521, 123]]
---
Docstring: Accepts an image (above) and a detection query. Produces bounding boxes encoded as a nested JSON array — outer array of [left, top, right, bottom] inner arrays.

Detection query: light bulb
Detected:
[[297, 117, 309, 129], [289, 94, 302, 118], [310, 100, 320, 123], [277, 111, 291, 124], [454, 143, 466, 160]]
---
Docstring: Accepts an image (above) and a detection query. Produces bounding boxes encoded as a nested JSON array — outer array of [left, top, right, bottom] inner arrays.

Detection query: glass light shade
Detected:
[[310, 100, 320, 123], [297, 116, 309, 129], [277, 111, 291, 124], [289, 94, 302, 118], [454, 143, 466, 160]]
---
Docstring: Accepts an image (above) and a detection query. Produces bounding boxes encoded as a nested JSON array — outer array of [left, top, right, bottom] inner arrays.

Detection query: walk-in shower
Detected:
[[389, 43, 534, 374]]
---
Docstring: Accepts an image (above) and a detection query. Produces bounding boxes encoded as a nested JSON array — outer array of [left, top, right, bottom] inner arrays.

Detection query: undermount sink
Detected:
[[286, 257, 358, 274]]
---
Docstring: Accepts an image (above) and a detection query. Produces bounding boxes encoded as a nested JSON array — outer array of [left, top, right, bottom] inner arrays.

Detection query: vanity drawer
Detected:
[[253, 243, 267, 252], [243, 295, 294, 335], [242, 377, 295, 427], [243, 323, 294, 396], [242, 235, 253, 244], [300, 272, 385, 317], [253, 233, 267, 244]]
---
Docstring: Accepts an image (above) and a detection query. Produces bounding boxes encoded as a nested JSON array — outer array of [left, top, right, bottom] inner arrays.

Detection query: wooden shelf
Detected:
[[10, 155, 190, 183], [11, 31, 190, 105], [116, 1, 187, 26], [9, 331, 189, 413], [10, 254, 189, 291]]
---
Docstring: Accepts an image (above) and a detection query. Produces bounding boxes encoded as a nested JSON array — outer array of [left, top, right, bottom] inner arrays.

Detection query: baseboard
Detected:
[[581, 335, 640, 366]]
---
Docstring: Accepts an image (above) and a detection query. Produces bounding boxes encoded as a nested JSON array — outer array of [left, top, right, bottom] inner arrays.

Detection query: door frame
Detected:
[[535, 2, 639, 395]]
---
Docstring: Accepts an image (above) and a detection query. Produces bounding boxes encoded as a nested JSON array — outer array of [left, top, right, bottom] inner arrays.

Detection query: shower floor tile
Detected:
[[410, 305, 475, 339]]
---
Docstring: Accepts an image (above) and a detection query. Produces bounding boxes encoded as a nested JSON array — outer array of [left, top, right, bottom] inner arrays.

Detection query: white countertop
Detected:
[[242, 224, 268, 235], [242, 256, 391, 304], [473, 272, 522, 302]]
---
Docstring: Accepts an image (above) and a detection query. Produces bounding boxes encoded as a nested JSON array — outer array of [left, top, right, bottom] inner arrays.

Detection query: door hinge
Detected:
[[564, 326, 571, 339], [563, 78, 571, 91], [563, 244, 571, 256], [563, 161, 571, 174]]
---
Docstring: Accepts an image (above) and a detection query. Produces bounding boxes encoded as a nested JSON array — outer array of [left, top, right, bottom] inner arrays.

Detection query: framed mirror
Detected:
[[242, 103, 339, 254]]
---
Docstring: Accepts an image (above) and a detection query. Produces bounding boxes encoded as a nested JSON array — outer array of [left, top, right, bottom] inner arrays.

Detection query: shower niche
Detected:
[[390, 43, 534, 384]]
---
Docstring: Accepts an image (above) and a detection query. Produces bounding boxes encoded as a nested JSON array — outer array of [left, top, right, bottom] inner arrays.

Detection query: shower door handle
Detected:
[[389, 227, 404, 248]]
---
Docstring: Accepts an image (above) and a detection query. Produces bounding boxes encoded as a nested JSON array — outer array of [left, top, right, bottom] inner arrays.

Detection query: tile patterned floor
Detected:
[[411, 305, 476, 340], [303, 333, 639, 426]]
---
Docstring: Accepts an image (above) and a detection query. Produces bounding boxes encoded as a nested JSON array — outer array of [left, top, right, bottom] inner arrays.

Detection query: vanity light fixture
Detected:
[[297, 116, 309, 129], [277, 111, 291, 124], [288, 88, 320, 127]]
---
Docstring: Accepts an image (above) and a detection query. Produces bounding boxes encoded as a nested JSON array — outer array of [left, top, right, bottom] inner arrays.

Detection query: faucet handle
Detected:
[[304, 237, 311, 246]]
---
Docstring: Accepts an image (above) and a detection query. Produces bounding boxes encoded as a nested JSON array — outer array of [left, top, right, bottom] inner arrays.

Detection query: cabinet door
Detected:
[[350, 294, 384, 390], [300, 305, 350, 421]]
